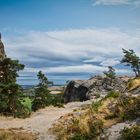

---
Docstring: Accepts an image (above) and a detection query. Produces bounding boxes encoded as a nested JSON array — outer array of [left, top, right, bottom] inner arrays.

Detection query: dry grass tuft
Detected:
[[0, 128, 38, 140], [126, 78, 140, 91]]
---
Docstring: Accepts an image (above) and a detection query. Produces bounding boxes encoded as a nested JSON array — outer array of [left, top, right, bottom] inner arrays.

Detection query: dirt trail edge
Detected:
[[0, 100, 93, 140]]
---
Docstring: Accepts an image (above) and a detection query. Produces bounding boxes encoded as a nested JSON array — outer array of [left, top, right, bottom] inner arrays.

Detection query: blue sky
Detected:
[[0, 0, 140, 85]]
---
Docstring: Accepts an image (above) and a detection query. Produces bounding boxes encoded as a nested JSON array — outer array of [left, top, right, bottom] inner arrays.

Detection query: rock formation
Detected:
[[64, 75, 129, 103], [0, 33, 6, 60]]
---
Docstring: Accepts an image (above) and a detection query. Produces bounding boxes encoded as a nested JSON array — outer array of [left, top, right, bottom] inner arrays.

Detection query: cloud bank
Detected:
[[4, 28, 139, 81]]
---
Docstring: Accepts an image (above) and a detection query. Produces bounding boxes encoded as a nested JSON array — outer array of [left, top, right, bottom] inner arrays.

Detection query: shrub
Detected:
[[90, 101, 102, 113], [120, 96, 140, 120], [120, 125, 140, 140], [21, 97, 32, 112], [49, 93, 64, 107], [95, 93, 100, 99], [105, 91, 120, 99]]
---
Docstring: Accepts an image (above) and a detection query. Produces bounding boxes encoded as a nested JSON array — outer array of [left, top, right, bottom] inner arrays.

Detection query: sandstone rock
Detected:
[[64, 75, 128, 103]]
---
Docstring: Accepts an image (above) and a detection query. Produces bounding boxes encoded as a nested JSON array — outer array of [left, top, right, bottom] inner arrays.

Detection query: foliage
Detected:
[[103, 66, 116, 86], [0, 58, 29, 118], [105, 91, 120, 99], [121, 49, 140, 77], [120, 125, 140, 140], [32, 71, 53, 111], [48, 93, 64, 107], [119, 96, 140, 120], [94, 93, 100, 99], [0, 58, 24, 84], [21, 97, 32, 112], [90, 101, 102, 113]]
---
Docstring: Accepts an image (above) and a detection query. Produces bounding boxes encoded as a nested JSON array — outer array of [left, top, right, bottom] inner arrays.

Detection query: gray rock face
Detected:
[[0, 33, 6, 60], [64, 75, 129, 103]]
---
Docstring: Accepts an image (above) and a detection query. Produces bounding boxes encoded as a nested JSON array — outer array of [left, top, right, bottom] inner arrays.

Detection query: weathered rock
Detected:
[[64, 75, 129, 103], [0, 33, 6, 60]]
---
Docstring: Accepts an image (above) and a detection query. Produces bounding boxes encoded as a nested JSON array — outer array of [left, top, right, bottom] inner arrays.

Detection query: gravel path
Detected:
[[0, 100, 93, 140]]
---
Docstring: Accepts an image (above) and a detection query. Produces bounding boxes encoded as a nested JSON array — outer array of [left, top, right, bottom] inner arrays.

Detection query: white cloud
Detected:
[[92, 0, 140, 6], [23, 64, 131, 75], [83, 56, 105, 63], [3, 28, 140, 75], [100, 58, 120, 66]]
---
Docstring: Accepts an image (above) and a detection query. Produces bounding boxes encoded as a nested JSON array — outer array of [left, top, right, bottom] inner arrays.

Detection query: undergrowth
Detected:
[[52, 91, 140, 140]]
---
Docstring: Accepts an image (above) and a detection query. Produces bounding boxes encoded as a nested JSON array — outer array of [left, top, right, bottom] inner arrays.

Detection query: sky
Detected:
[[0, 0, 140, 85]]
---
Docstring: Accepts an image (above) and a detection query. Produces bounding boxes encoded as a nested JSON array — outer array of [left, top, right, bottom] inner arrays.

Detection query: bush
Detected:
[[120, 96, 140, 121], [120, 125, 140, 140], [105, 91, 120, 99], [95, 93, 100, 99], [21, 97, 32, 112], [90, 101, 102, 113], [48, 93, 64, 107], [70, 133, 89, 140]]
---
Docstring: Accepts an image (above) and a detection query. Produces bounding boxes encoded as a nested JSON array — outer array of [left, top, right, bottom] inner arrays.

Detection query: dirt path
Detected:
[[0, 100, 93, 140]]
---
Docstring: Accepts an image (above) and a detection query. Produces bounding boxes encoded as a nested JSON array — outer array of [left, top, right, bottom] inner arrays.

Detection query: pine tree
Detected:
[[32, 71, 53, 111], [0, 58, 28, 117], [121, 49, 140, 77], [104, 66, 116, 85]]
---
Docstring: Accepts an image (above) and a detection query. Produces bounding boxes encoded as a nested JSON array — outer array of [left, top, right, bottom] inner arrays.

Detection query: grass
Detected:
[[126, 77, 140, 91], [90, 101, 102, 113], [0, 129, 37, 140], [105, 91, 120, 99], [120, 125, 140, 140]]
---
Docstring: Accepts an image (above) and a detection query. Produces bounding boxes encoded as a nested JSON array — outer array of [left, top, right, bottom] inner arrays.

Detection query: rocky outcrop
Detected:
[[0, 33, 6, 60], [64, 75, 129, 103]]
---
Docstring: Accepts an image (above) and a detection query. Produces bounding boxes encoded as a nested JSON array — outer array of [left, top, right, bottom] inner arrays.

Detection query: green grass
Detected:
[[105, 91, 120, 99], [90, 101, 102, 113]]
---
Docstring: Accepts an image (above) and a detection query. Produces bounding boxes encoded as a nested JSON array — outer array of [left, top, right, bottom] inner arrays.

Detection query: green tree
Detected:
[[0, 58, 28, 117], [32, 71, 53, 111], [0, 58, 24, 84], [104, 66, 116, 85], [121, 49, 140, 77]]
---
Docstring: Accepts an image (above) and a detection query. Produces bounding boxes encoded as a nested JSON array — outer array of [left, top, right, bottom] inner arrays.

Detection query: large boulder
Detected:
[[64, 75, 129, 103]]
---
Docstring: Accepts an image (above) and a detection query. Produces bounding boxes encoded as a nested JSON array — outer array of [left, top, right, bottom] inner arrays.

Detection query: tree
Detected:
[[32, 71, 53, 111], [0, 58, 28, 117], [104, 66, 116, 85], [0, 58, 24, 84], [121, 49, 140, 77]]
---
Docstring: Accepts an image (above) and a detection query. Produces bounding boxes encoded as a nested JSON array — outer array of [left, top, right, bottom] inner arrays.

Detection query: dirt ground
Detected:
[[0, 100, 93, 140]]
